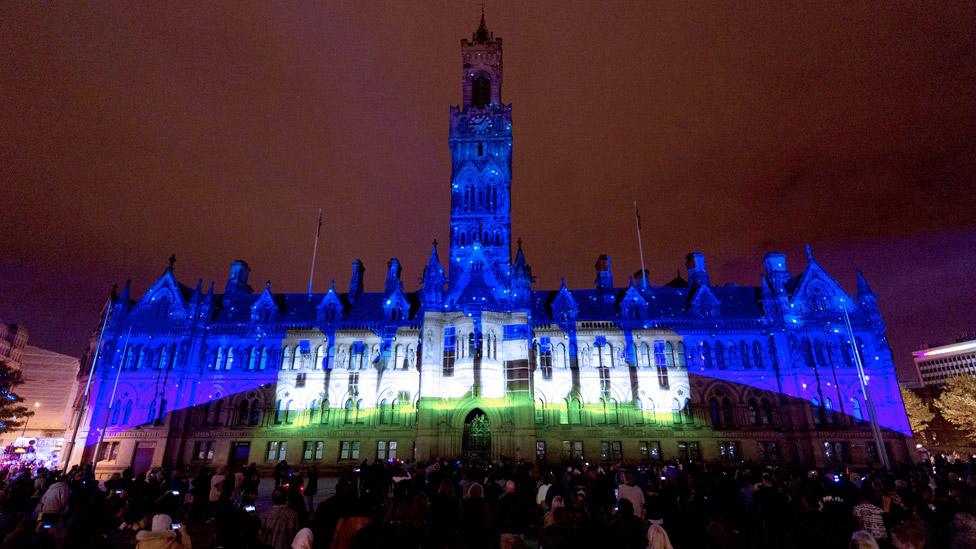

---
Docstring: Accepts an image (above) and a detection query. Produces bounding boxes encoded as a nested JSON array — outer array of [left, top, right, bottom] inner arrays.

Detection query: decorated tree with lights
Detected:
[[901, 386, 935, 438], [0, 359, 32, 434], [934, 375, 976, 442]]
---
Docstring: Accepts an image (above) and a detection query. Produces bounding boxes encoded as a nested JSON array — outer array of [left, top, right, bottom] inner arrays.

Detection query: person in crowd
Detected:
[[617, 471, 645, 521], [291, 526, 313, 549], [850, 529, 880, 549], [134, 513, 192, 549], [853, 490, 888, 544], [646, 523, 673, 549], [260, 488, 300, 549], [305, 466, 319, 510], [36, 473, 69, 524]]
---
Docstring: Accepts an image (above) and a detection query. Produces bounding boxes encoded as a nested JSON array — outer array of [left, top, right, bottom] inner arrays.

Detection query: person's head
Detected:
[[647, 524, 674, 549], [615, 498, 634, 518], [292, 527, 314, 549], [468, 483, 484, 499], [550, 495, 564, 511], [891, 522, 926, 549], [574, 489, 586, 506], [850, 530, 880, 549], [271, 488, 287, 505], [438, 479, 454, 497], [504, 480, 516, 494], [150, 514, 173, 532]]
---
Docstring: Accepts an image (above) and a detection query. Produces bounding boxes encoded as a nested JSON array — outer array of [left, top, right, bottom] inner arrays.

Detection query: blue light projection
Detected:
[[72, 16, 910, 468]]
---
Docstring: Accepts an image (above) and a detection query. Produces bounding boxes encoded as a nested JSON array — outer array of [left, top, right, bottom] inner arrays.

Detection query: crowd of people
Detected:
[[0, 453, 975, 548]]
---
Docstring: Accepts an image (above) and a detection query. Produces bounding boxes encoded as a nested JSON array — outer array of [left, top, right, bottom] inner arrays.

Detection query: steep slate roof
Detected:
[[532, 284, 764, 322], [207, 291, 422, 325]]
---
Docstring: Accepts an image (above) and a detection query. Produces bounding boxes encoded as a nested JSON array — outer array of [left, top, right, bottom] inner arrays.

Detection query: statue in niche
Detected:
[[424, 330, 434, 361], [337, 348, 347, 369]]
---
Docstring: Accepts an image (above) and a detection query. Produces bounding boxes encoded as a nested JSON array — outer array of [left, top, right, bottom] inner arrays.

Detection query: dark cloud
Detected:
[[2, 1, 974, 378]]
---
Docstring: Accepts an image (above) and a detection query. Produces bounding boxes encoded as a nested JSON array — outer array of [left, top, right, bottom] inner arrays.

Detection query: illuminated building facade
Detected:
[[66, 17, 912, 475]]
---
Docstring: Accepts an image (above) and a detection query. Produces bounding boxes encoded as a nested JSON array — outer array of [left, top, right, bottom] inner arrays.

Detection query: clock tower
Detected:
[[447, 14, 513, 290]]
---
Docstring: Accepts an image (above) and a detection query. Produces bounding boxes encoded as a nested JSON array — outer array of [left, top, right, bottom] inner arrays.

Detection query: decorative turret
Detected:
[[317, 280, 344, 322], [763, 252, 790, 293], [422, 240, 446, 308], [385, 258, 403, 295], [856, 270, 882, 324], [511, 239, 532, 307], [471, 10, 492, 44], [114, 279, 132, 314], [685, 252, 709, 289], [551, 278, 579, 321], [348, 259, 365, 303], [189, 279, 203, 318], [200, 280, 215, 320], [594, 254, 614, 295], [224, 260, 251, 296]]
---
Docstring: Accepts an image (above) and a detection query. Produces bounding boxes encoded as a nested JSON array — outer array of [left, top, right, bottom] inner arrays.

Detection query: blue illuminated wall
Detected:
[[71, 16, 910, 470]]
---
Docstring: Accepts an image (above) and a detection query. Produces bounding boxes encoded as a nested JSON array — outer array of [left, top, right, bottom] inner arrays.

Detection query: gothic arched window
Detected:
[[722, 397, 734, 427], [715, 342, 727, 369], [379, 399, 389, 424], [391, 398, 400, 424], [111, 400, 122, 425], [568, 398, 582, 425], [640, 343, 651, 368], [752, 341, 764, 369], [740, 342, 751, 369], [225, 347, 234, 370], [122, 400, 133, 424], [603, 398, 619, 425], [472, 75, 491, 107], [315, 345, 325, 370], [238, 400, 249, 425], [709, 398, 721, 426], [320, 399, 330, 424], [760, 398, 773, 425], [850, 397, 864, 422], [748, 398, 759, 426], [645, 398, 657, 424], [250, 399, 261, 425], [281, 346, 293, 370], [157, 346, 170, 370]]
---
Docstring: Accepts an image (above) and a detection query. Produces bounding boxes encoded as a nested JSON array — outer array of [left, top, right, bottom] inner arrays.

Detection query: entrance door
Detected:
[[229, 442, 250, 468], [462, 409, 491, 461], [131, 442, 155, 475]]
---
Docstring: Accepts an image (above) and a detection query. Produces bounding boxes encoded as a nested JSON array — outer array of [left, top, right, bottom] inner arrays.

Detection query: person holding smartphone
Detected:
[[133, 513, 193, 549]]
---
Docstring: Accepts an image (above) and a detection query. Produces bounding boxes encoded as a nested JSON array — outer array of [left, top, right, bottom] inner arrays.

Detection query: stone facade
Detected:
[[65, 17, 912, 477]]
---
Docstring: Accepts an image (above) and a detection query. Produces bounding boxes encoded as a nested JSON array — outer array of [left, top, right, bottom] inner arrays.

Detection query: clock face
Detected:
[[469, 114, 491, 133]]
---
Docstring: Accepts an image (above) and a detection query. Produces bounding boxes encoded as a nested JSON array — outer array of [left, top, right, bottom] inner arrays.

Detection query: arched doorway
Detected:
[[462, 409, 491, 460]]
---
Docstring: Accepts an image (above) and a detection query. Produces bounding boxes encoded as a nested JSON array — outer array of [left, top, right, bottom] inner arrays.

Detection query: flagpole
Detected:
[[94, 327, 130, 469], [634, 201, 648, 288], [63, 297, 112, 470], [842, 300, 890, 470], [308, 208, 323, 296]]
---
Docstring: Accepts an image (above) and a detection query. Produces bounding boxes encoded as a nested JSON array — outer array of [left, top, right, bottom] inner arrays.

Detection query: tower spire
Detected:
[[474, 3, 491, 42]]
